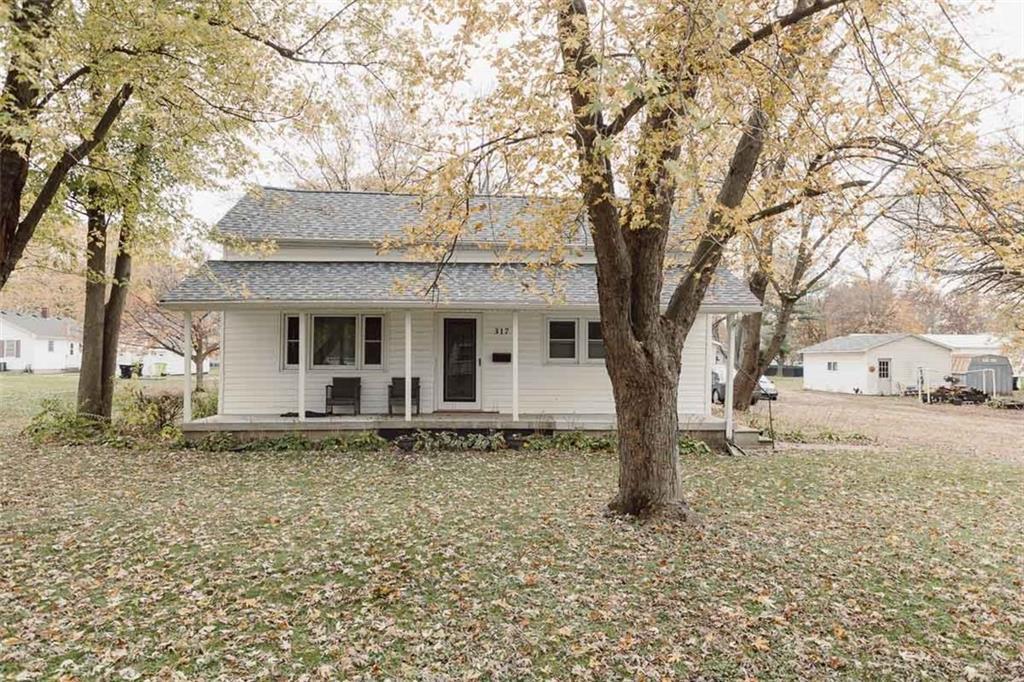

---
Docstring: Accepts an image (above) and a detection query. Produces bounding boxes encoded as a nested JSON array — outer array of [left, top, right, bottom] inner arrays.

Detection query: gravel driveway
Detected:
[[748, 378, 1023, 460]]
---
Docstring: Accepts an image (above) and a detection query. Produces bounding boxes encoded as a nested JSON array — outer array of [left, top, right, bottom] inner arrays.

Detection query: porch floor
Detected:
[[182, 412, 761, 447]]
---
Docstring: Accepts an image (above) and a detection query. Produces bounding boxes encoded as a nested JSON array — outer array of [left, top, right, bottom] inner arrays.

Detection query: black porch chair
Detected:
[[325, 377, 361, 415], [388, 377, 420, 416]]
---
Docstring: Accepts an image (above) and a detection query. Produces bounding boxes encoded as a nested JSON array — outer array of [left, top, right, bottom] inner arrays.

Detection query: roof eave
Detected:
[[160, 299, 761, 314]]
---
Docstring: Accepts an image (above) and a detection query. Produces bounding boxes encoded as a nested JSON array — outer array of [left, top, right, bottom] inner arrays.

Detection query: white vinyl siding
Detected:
[[804, 337, 954, 395], [222, 310, 434, 415], [221, 309, 712, 417]]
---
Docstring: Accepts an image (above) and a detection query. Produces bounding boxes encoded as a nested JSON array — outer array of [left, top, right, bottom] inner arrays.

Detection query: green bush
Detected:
[[412, 430, 507, 452], [118, 388, 183, 433], [319, 431, 388, 452], [678, 437, 713, 456], [192, 390, 218, 419], [520, 431, 616, 453], [23, 398, 108, 445]]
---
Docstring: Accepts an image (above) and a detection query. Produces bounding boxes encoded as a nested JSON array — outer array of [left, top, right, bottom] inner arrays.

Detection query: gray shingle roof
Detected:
[[162, 261, 759, 310], [0, 310, 82, 339], [799, 333, 944, 354], [217, 187, 595, 245], [216, 187, 691, 245]]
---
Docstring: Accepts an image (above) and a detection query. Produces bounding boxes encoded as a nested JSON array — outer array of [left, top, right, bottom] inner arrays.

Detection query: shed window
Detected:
[[877, 359, 890, 379], [313, 316, 357, 366], [69, 342, 74, 355], [827, 361, 838, 371], [48, 340, 55, 352], [363, 316, 383, 366], [586, 321, 605, 360], [283, 315, 301, 367], [547, 320, 577, 361]]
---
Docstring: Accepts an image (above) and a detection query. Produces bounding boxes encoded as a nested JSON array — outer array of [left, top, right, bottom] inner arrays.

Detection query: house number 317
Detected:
[[494, 327, 510, 335]]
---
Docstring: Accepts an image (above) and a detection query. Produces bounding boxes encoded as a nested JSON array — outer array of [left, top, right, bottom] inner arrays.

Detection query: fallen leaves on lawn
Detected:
[[1, 442, 1022, 679]]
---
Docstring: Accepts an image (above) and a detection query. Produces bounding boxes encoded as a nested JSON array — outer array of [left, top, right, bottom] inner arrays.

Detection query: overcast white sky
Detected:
[[188, 1, 1024, 228]]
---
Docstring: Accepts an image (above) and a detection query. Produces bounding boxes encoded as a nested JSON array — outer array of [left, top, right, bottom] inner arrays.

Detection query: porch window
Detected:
[[586, 320, 605, 360], [363, 316, 383, 366], [547, 320, 577, 361], [313, 316, 357, 366], [283, 315, 300, 368]]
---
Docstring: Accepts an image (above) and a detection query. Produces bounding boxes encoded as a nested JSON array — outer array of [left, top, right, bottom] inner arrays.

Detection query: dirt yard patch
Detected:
[[747, 378, 1023, 460]]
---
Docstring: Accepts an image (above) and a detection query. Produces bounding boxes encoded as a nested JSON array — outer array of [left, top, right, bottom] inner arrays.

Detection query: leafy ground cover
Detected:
[[2, 441, 1022, 679]]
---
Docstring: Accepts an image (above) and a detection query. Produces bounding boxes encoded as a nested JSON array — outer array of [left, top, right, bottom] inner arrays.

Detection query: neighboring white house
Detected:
[[800, 332, 1009, 395], [160, 187, 761, 441], [0, 310, 82, 373], [117, 343, 211, 377]]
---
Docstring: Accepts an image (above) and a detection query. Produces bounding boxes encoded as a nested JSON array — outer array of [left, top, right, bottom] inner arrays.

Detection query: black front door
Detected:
[[443, 318, 477, 403]]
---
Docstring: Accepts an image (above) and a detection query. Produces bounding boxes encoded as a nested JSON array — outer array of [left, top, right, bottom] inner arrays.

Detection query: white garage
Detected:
[[800, 333, 957, 395]]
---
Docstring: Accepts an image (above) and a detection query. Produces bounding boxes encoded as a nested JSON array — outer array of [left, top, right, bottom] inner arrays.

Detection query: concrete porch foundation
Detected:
[[182, 413, 763, 450]]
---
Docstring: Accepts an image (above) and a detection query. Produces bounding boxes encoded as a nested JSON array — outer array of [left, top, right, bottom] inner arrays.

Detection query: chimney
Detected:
[[40, 307, 48, 318]]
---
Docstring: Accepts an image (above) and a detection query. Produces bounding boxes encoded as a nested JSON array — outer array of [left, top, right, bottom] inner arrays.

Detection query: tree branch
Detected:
[[746, 179, 869, 224], [730, 0, 850, 56]]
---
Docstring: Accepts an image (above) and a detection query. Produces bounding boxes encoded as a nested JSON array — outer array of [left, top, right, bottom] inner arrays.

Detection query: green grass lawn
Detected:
[[2, 443, 1022, 679], [0, 372, 218, 434]]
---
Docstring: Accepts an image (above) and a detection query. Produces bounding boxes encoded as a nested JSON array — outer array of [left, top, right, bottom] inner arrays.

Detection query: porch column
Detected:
[[724, 313, 736, 440], [404, 311, 412, 421], [512, 310, 520, 421], [297, 313, 306, 421], [183, 310, 193, 423]]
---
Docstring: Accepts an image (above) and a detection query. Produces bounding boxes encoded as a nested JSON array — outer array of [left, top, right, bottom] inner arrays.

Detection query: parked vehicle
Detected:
[[758, 375, 779, 400], [710, 370, 761, 405]]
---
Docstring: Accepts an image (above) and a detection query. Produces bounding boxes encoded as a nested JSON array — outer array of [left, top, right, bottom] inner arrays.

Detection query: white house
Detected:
[[800, 332, 1009, 395], [161, 188, 760, 443], [0, 310, 82, 373], [117, 343, 211, 377]]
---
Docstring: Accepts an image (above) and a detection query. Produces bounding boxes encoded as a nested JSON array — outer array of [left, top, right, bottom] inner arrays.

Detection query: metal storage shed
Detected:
[[950, 354, 1014, 395]]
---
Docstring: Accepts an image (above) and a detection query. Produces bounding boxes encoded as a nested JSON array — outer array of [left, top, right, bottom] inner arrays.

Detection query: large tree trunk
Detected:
[[733, 271, 769, 411], [99, 226, 132, 417], [604, 326, 694, 520], [77, 201, 108, 418]]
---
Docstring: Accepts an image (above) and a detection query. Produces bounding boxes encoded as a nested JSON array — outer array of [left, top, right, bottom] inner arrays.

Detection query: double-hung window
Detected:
[[547, 320, 577, 361], [363, 316, 383, 367], [1, 340, 19, 358], [284, 314, 385, 369], [283, 316, 301, 368], [48, 340, 55, 352], [586, 321, 605, 360]]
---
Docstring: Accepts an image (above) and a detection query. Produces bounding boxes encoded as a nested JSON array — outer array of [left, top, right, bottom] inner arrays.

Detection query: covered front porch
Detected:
[[173, 303, 750, 447]]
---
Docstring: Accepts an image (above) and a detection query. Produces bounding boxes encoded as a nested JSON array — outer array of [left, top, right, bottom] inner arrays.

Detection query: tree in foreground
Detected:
[[392, 0, 1020, 518]]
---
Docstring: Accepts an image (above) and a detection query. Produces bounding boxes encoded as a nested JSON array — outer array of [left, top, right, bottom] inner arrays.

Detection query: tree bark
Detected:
[[192, 334, 205, 389], [604, 327, 693, 520], [99, 223, 132, 417], [77, 199, 108, 418], [733, 270, 769, 411]]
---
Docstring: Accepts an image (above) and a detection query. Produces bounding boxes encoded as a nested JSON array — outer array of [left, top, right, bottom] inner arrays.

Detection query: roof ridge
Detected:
[[255, 185, 568, 201]]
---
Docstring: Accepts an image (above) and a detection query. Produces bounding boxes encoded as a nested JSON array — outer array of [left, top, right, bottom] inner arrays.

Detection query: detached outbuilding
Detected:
[[950, 354, 1014, 395], [800, 333, 1012, 396]]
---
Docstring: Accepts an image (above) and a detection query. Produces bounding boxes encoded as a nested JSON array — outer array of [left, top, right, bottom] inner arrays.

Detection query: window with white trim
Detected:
[[283, 315, 300, 368], [363, 316, 383, 367], [827, 361, 838, 371], [877, 359, 890, 379], [547, 319, 577, 361], [69, 342, 74, 355], [586, 320, 605, 360], [48, 340, 55, 352], [313, 316, 357, 367], [1, 340, 20, 358]]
